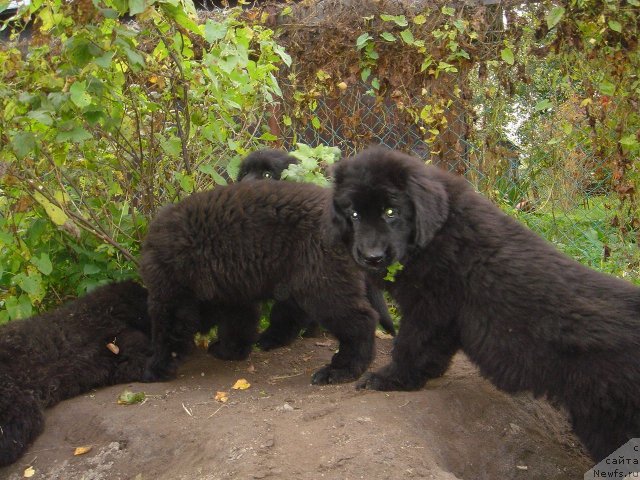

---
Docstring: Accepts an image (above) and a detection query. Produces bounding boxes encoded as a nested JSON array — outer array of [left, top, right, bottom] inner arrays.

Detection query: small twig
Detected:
[[208, 404, 228, 418], [182, 403, 193, 417], [269, 371, 304, 381]]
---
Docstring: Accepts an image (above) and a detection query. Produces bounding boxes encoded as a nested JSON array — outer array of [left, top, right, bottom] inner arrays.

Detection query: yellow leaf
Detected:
[[74, 445, 92, 456], [232, 378, 250, 390], [337, 81, 348, 91], [33, 191, 68, 226], [24, 466, 35, 478], [214, 391, 229, 403]]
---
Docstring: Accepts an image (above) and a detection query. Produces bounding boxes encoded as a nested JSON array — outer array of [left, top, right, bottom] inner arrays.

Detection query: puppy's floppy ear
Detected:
[[324, 198, 351, 246], [407, 169, 449, 248]]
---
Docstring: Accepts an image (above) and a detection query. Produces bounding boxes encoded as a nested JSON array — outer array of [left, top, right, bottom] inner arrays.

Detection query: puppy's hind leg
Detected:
[[258, 299, 308, 351], [143, 294, 200, 382], [208, 303, 260, 361], [309, 298, 377, 385]]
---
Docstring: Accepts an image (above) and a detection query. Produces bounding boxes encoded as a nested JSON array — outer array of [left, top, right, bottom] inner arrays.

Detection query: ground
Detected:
[[1, 336, 592, 480]]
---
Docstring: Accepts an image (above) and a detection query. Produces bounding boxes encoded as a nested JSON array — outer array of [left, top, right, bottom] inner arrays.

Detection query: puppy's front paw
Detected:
[[356, 369, 425, 391], [355, 371, 390, 390]]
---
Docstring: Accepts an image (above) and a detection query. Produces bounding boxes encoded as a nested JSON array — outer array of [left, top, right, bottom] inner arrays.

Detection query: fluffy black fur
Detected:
[[329, 146, 640, 462], [237, 149, 395, 347], [0, 281, 151, 467], [139, 180, 377, 385]]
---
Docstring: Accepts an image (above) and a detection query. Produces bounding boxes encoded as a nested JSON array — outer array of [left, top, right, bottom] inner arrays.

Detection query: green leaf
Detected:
[[161, 137, 182, 157], [128, 0, 145, 15], [413, 14, 427, 25], [56, 127, 93, 143], [117, 390, 146, 405], [441, 5, 455, 16], [546, 6, 565, 29], [534, 99, 553, 111], [14, 272, 44, 301], [83, 264, 101, 275], [70, 81, 92, 108], [311, 116, 321, 129], [198, 164, 227, 185], [31, 253, 53, 276], [608, 20, 622, 33], [384, 261, 404, 282], [620, 135, 639, 148], [501, 47, 515, 65], [11, 132, 36, 159], [123, 45, 145, 68], [380, 32, 396, 42], [273, 45, 292, 67], [95, 51, 115, 68], [371, 77, 380, 90], [599, 80, 616, 96], [175, 172, 194, 193], [204, 20, 227, 42], [628, 0, 640, 6], [27, 110, 54, 126], [356, 33, 373, 49], [5, 294, 33, 320], [380, 14, 408, 27], [399, 29, 415, 45], [361, 67, 371, 81]]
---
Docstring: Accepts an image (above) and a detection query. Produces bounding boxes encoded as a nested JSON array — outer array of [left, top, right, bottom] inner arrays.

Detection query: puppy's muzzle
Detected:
[[357, 248, 388, 268]]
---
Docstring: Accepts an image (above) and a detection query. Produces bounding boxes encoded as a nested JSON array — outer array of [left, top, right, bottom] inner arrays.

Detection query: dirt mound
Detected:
[[1, 336, 592, 479]]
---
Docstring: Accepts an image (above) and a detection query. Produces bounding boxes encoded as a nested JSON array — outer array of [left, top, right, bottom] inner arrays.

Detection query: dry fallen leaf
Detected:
[[106, 342, 120, 355], [24, 466, 35, 478], [214, 391, 229, 403], [74, 445, 93, 456], [117, 390, 146, 405], [375, 330, 394, 340], [232, 378, 251, 390]]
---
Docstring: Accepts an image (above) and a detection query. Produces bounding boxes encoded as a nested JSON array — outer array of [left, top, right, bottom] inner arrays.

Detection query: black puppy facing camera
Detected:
[[330, 146, 640, 462]]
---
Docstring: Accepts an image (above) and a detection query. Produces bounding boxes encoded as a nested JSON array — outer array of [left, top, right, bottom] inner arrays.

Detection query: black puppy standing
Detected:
[[329, 146, 640, 462], [139, 180, 377, 385], [237, 149, 395, 349]]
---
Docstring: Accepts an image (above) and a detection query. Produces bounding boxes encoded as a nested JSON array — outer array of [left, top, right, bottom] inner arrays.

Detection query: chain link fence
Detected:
[[274, 74, 638, 280]]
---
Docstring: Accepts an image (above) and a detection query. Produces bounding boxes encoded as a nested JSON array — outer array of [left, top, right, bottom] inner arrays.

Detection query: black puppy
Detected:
[[329, 146, 640, 462], [237, 149, 395, 349], [139, 180, 377, 386], [0, 281, 151, 467], [237, 148, 298, 182]]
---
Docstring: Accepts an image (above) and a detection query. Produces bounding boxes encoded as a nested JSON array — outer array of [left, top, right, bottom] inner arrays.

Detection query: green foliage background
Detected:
[[0, 0, 289, 321]]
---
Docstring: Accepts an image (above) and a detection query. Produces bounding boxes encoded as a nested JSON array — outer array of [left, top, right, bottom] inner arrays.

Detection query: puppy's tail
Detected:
[[0, 379, 45, 467]]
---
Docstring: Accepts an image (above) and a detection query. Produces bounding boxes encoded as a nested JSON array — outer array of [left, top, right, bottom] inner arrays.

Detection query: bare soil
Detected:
[[1, 336, 593, 480]]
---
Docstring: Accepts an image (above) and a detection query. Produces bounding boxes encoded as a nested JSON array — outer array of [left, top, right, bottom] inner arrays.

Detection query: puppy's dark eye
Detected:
[[350, 210, 360, 221], [384, 208, 397, 219], [263, 171, 273, 179]]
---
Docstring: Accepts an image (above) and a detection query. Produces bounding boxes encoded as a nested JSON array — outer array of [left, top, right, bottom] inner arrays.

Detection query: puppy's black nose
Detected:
[[363, 251, 385, 266]]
